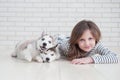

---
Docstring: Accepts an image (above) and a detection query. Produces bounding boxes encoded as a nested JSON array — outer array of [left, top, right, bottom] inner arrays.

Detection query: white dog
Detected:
[[40, 44, 60, 62], [11, 32, 60, 62]]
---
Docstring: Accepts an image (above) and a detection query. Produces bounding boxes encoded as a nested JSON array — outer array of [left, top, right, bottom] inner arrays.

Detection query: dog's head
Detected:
[[40, 44, 59, 62], [36, 32, 55, 51]]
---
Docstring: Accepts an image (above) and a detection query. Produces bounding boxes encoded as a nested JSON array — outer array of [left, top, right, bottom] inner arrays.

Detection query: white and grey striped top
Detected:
[[59, 40, 119, 64]]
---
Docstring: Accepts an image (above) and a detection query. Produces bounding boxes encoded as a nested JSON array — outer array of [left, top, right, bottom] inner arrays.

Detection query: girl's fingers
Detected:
[[71, 59, 82, 64], [71, 58, 89, 64]]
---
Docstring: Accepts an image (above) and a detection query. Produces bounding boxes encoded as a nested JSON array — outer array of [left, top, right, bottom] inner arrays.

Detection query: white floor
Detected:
[[0, 48, 120, 80]]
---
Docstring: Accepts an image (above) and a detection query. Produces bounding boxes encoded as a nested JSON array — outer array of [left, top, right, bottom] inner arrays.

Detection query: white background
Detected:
[[0, 0, 120, 50]]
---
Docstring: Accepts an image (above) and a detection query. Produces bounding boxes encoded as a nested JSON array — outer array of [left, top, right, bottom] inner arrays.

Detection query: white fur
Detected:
[[36, 34, 55, 50], [41, 49, 60, 62], [12, 40, 43, 62], [11, 34, 60, 63]]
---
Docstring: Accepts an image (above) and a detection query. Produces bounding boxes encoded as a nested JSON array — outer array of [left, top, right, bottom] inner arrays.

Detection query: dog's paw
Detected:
[[35, 56, 43, 63], [11, 52, 17, 57], [25, 56, 32, 62]]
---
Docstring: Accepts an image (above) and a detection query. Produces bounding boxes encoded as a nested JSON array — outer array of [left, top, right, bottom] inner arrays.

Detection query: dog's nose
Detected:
[[46, 57, 50, 62], [43, 43, 47, 46]]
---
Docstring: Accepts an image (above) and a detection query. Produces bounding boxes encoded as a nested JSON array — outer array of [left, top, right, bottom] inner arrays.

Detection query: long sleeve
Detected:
[[91, 42, 119, 64]]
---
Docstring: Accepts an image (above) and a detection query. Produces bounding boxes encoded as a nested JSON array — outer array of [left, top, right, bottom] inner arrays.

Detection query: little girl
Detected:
[[60, 20, 119, 64]]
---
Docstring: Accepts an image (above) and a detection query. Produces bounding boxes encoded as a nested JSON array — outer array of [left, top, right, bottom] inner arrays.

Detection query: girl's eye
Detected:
[[42, 38, 45, 41], [89, 38, 93, 40], [51, 54, 54, 56], [80, 39, 84, 42]]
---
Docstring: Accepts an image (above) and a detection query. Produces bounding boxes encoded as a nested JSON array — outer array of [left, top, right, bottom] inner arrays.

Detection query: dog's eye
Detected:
[[49, 41, 51, 43], [51, 54, 54, 56], [42, 38, 45, 41]]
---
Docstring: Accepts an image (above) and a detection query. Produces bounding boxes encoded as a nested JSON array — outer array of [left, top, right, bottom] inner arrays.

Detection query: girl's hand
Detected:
[[71, 57, 94, 64]]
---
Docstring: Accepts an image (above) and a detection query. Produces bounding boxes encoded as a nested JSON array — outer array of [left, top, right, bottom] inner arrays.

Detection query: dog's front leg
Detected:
[[24, 52, 32, 62], [23, 48, 32, 62], [34, 55, 43, 63], [11, 50, 17, 57]]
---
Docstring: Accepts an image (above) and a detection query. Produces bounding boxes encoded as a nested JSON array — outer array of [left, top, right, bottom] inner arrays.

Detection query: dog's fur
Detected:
[[40, 44, 60, 62], [11, 32, 60, 62]]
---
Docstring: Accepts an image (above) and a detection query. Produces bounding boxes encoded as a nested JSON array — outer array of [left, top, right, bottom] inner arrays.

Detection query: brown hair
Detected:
[[67, 20, 101, 60]]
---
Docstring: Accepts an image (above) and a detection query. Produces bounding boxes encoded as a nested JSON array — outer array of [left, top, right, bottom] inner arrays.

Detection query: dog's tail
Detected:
[[11, 51, 17, 57], [11, 41, 20, 58]]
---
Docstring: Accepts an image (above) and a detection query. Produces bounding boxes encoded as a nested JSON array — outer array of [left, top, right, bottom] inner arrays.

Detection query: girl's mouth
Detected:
[[84, 46, 90, 49]]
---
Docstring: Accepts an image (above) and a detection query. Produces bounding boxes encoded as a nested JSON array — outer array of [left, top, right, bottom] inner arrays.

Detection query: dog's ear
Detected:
[[41, 31, 45, 37], [53, 44, 58, 48], [47, 44, 58, 52], [49, 35, 56, 44], [52, 34, 59, 45], [37, 31, 46, 40]]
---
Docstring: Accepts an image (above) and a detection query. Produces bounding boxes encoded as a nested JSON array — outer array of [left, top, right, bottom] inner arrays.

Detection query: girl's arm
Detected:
[[71, 57, 94, 64], [91, 42, 119, 64]]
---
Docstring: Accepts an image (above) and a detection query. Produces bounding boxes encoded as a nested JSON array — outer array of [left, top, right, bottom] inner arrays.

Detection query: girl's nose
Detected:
[[85, 40, 89, 46]]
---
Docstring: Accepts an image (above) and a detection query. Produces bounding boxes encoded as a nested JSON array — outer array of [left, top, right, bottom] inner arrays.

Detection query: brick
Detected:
[[0, 0, 119, 49]]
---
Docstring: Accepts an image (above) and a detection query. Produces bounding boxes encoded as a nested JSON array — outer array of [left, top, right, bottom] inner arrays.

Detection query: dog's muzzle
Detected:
[[43, 43, 47, 47], [39, 46, 46, 50], [46, 57, 50, 62], [42, 57, 50, 63]]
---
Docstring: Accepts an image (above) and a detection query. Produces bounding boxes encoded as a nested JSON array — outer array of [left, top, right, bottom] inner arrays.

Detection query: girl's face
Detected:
[[77, 29, 96, 52]]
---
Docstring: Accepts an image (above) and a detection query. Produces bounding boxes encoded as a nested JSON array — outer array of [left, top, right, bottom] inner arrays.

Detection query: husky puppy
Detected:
[[11, 32, 57, 62], [40, 44, 60, 62]]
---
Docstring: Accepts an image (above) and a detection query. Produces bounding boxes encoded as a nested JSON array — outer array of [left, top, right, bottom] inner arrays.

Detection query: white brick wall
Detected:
[[0, 0, 120, 50]]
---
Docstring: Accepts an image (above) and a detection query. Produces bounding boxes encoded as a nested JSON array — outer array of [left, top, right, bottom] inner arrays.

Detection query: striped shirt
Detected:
[[59, 40, 119, 64]]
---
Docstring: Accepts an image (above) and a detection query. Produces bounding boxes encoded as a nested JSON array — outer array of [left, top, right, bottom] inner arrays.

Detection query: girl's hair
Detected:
[[67, 20, 101, 60]]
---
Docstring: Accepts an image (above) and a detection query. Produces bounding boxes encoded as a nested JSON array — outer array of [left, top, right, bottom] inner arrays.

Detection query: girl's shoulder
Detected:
[[94, 41, 106, 51], [93, 41, 114, 55]]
